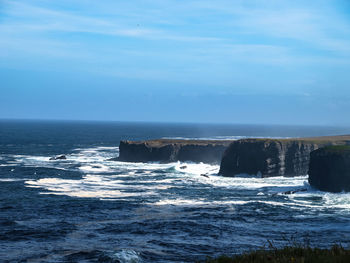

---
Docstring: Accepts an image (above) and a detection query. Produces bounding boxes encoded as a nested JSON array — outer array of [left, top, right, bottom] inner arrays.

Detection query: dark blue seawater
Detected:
[[1, 120, 350, 262]]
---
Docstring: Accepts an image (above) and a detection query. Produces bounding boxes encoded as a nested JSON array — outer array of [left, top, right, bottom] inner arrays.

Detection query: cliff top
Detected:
[[319, 145, 350, 154], [237, 135, 350, 144], [121, 135, 350, 147], [121, 139, 234, 147]]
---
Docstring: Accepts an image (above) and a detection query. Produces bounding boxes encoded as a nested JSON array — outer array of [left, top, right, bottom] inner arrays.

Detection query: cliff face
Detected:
[[219, 136, 350, 178], [118, 139, 232, 164], [308, 146, 350, 192], [118, 136, 350, 178]]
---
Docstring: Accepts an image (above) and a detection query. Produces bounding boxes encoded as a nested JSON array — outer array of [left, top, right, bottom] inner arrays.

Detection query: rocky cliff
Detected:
[[308, 145, 350, 192], [118, 139, 232, 164], [219, 136, 350, 177]]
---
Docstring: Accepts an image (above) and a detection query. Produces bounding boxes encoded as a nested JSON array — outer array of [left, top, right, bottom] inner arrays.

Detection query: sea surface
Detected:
[[1, 120, 350, 263]]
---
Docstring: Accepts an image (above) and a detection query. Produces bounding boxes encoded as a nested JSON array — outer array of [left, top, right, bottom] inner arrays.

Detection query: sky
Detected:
[[1, 0, 350, 125]]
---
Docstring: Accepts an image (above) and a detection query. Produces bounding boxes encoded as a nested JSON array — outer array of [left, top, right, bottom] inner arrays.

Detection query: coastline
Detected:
[[117, 135, 350, 178]]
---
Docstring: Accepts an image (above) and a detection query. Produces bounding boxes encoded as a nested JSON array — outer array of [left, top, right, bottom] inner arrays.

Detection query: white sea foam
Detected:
[[17, 145, 350, 214], [288, 191, 350, 210], [175, 173, 308, 191], [9, 146, 119, 173], [73, 146, 118, 151], [10, 154, 70, 171], [11, 154, 70, 170], [0, 178, 29, 182], [79, 164, 111, 173], [113, 249, 141, 263], [112, 161, 176, 170], [151, 198, 252, 207], [174, 162, 219, 175], [25, 176, 158, 198], [13, 155, 52, 162], [324, 192, 350, 209], [149, 198, 297, 208]]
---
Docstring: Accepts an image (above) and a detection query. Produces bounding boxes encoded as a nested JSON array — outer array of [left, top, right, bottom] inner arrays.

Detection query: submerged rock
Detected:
[[280, 188, 307, 195], [49, 155, 66, 160], [308, 145, 350, 192]]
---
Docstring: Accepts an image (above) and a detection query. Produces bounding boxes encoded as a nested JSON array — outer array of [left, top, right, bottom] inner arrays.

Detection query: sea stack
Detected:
[[219, 136, 350, 178], [308, 145, 350, 192]]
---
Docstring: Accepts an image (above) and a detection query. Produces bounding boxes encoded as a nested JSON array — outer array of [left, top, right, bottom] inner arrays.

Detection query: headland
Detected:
[[118, 135, 350, 179]]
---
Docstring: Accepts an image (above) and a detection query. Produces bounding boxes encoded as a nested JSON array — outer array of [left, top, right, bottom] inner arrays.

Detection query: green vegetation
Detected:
[[130, 139, 233, 146], [130, 135, 350, 147], [203, 245, 350, 263], [322, 145, 350, 153]]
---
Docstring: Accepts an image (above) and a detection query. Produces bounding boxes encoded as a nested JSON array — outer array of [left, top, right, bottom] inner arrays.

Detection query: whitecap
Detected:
[[13, 155, 52, 162], [79, 164, 111, 173], [25, 176, 159, 199], [201, 175, 308, 190], [174, 162, 219, 175], [151, 198, 253, 207], [0, 178, 29, 182], [113, 249, 141, 263]]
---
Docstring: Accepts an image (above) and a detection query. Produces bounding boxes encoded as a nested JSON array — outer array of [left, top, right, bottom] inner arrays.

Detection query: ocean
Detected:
[[1, 120, 350, 262]]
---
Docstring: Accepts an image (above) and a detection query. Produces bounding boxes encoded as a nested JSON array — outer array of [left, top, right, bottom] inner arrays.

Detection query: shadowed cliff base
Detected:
[[308, 145, 350, 192]]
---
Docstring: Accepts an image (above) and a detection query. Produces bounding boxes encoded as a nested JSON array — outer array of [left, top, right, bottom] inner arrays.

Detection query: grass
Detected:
[[202, 245, 350, 263], [124, 135, 350, 147], [124, 139, 234, 146], [322, 145, 350, 153]]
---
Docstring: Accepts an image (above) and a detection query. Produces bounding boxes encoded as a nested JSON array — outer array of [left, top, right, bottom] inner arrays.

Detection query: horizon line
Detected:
[[1, 117, 349, 128]]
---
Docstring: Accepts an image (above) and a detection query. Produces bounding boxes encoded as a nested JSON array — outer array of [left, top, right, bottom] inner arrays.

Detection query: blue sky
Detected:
[[1, 0, 350, 125]]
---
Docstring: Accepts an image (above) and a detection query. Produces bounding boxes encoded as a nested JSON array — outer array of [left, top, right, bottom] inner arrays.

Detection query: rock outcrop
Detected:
[[49, 155, 67, 160], [308, 145, 350, 192], [118, 139, 233, 164], [117, 135, 350, 178], [219, 136, 350, 177]]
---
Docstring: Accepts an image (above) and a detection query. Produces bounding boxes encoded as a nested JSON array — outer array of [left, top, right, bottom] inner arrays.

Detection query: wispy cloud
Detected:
[[1, 1, 221, 42], [1, 0, 350, 86]]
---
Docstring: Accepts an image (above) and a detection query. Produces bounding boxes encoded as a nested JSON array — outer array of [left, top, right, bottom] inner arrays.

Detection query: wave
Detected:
[[174, 162, 219, 175], [288, 190, 350, 210], [25, 175, 160, 199], [79, 164, 111, 173], [0, 178, 30, 182], [150, 198, 252, 207], [13, 145, 350, 215], [113, 249, 141, 263]]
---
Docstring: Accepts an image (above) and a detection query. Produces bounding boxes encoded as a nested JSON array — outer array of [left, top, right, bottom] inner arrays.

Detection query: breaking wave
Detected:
[[16, 146, 350, 214], [2, 144, 350, 262]]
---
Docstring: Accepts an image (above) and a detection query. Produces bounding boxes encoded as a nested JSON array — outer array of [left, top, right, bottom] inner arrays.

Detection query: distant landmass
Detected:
[[118, 135, 350, 192]]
